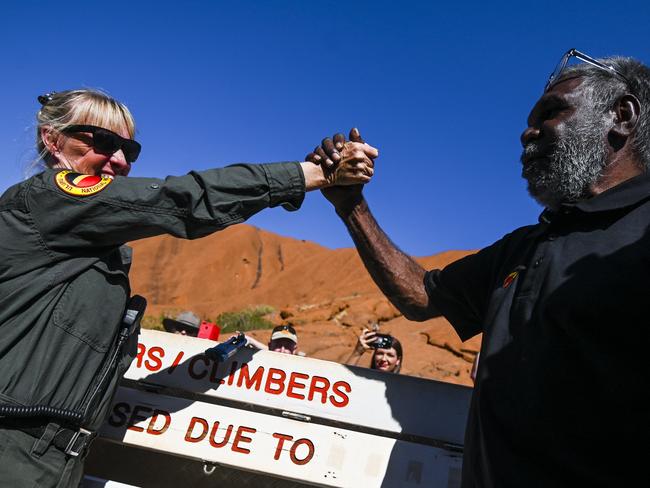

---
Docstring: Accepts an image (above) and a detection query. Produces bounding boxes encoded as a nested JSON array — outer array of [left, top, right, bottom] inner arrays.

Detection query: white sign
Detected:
[[124, 330, 471, 445], [100, 387, 463, 488], [94, 330, 471, 487]]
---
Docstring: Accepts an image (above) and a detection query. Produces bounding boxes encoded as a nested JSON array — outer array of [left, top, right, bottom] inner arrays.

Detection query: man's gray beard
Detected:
[[521, 111, 609, 211]]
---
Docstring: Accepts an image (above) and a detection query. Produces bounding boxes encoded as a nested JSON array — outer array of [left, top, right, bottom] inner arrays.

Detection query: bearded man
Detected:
[[309, 50, 650, 487]]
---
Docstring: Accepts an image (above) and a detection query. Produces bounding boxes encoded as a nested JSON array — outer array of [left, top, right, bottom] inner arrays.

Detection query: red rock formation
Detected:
[[128, 224, 481, 386]]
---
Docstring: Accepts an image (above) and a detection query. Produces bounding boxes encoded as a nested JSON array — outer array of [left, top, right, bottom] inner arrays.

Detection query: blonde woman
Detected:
[[0, 89, 377, 487]]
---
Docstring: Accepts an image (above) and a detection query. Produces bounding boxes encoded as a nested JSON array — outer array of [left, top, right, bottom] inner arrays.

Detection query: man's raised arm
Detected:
[[307, 129, 440, 321]]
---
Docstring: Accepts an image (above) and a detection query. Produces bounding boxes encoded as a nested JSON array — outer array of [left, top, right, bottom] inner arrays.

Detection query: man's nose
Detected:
[[520, 127, 540, 147]]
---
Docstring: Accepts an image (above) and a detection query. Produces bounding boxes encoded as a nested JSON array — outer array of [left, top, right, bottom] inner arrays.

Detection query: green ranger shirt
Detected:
[[0, 162, 304, 429]]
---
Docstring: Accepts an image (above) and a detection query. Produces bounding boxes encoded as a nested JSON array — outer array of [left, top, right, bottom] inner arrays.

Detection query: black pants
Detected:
[[0, 423, 85, 488]]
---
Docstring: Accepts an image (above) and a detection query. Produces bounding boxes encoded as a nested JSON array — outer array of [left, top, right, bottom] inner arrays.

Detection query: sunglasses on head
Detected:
[[61, 124, 141, 163], [272, 325, 297, 335], [544, 48, 630, 93]]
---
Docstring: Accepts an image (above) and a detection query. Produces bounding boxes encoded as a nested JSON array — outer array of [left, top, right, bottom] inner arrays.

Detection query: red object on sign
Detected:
[[198, 321, 221, 341]]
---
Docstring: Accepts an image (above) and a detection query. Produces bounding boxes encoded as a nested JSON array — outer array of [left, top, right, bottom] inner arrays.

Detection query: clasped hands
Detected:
[[301, 128, 377, 210]]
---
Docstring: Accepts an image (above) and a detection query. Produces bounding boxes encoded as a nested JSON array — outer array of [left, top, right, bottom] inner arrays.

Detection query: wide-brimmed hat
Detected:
[[270, 325, 298, 344], [162, 311, 201, 335]]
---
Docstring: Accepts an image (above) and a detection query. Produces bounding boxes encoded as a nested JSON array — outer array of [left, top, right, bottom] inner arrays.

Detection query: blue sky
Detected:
[[2, 1, 649, 255]]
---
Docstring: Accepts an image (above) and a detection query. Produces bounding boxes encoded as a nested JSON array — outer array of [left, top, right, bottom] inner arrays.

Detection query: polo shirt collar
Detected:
[[539, 171, 650, 223]]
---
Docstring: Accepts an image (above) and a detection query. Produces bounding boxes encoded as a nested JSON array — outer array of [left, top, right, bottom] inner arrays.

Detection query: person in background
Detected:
[[162, 311, 201, 337], [346, 326, 402, 373], [242, 324, 299, 355]]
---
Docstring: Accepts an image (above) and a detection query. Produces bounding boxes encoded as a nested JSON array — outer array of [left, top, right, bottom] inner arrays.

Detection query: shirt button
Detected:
[[533, 258, 543, 268], [150, 183, 160, 189]]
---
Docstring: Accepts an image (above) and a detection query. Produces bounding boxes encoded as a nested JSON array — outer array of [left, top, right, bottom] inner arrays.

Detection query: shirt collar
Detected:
[[539, 171, 650, 223]]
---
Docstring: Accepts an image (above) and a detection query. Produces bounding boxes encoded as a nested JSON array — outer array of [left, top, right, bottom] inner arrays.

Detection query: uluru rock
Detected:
[[128, 224, 480, 386]]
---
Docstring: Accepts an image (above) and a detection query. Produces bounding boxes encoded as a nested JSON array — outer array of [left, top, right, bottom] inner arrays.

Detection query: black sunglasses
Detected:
[[61, 124, 141, 163], [272, 325, 297, 335]]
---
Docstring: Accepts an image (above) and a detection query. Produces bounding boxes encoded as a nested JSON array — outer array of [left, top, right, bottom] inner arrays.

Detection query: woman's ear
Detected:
[[40, 126, 60, 155]]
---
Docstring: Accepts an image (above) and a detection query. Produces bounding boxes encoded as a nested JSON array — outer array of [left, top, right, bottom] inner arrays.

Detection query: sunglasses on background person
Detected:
[[61, 124, 142, 163], [272, 325, 297, 335], [545, 48, 631, 93]]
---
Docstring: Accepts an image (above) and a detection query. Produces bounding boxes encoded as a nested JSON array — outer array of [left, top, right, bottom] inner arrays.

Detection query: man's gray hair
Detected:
[[564, 57, 650, 169]]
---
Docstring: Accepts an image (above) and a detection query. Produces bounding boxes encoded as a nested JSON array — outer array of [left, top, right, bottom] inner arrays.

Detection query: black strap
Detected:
[[0, 418, 95, 456]]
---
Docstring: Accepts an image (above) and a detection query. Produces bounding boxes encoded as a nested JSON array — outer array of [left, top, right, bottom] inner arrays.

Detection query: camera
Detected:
[[371, 334, 393, 350]]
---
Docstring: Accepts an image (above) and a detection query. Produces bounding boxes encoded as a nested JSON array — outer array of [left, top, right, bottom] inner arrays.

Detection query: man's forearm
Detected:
[[338, 198, 439, 321]]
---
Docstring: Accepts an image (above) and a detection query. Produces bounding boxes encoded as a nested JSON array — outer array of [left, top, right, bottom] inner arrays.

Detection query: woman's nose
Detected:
[[110, 149, 131, 175]]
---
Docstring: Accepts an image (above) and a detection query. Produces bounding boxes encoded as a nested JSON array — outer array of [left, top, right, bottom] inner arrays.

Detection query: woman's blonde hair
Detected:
[[36, 89, 136, 167]]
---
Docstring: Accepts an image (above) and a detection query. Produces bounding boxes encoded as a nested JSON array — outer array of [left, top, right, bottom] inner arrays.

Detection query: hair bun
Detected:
[[37, 92, 56, 105]]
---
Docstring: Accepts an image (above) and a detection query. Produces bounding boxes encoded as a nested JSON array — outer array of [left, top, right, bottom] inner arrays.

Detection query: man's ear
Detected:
[[608, 94, 640, 152], [612, 94, 641, 137]]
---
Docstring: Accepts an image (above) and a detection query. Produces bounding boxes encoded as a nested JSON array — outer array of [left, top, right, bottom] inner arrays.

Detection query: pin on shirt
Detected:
[[502, 265, 526, 289]]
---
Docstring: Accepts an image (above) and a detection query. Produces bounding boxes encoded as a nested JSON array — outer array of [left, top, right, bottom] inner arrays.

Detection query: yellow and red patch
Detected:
[[54, 170, 112, 197], [502, 270, 519, 289]]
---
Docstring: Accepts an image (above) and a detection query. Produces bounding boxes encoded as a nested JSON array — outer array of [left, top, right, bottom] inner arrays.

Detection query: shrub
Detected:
[[139, 305, 275, 334], [141, 314, 165, 331], [217, 305, 275, 334]]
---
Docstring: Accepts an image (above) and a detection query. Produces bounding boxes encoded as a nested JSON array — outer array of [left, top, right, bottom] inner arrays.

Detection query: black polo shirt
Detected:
[[425, 172, 650, 488]]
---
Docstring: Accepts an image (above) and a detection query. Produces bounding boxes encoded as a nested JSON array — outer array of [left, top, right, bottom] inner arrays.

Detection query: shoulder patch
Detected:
[[54, 170, 112, 197]]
